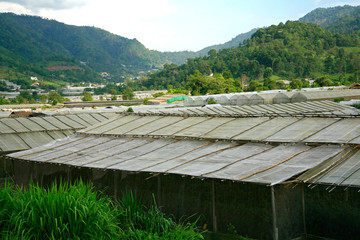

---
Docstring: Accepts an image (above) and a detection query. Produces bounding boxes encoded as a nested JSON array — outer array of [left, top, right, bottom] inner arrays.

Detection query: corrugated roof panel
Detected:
[[28, 136, 111, 163], [47, 131, 67, 140], [149, 117, 209, 136], [15, 118, 45, 131], [90, 113, 108, 122], [174, 118, 235, 138], [83, 138, 157, 168], [65, 114, 91, 127], [29, 117, 59, 131], [55, 116, 85, 129], [76, 114, 101, 125], [314, 149, 360, 186], [204, 144, 310, 181], [128, 140, 214, 172], [203, 118, 269, 140], [168, 143, 272, 177], [265, 118, 338, 143], [18, 132, 54, 148], [0, 118, 29, 132], [305, 118, 360, 143], [99, 112, 118, 120], [44, 116, 73, 130], [141, 141, 236, 173], [84, 115, 138, 134], [48, 137, 125, 165], [0, 120, 16, 133], [127, 116, 184, 135], [245, 145, 345, 185], [105, 116, 162, 135], [234, 118, 300, 141], [0, 134, 29, 152]]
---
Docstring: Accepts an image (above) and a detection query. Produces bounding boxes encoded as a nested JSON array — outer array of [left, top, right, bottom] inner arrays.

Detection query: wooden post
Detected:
[[302, 184, 307, 237], [157, 175, 161, 206], [114, 171, 119, 201], [212, 179, 217, 232], [271, 186, 278, 240], [345, 188, 349, 201]]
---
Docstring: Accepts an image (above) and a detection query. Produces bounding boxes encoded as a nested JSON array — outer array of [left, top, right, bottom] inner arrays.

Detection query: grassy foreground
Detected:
[[0, 181, 204, 239]]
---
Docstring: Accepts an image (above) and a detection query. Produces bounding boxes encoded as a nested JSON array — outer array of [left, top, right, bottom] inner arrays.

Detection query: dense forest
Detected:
[[129, 19, 360, 94]]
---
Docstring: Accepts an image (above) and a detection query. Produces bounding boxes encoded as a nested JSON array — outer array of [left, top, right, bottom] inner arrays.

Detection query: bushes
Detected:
[[0, 181, 204, 239], [0, 180, 119, 239], [118, 192, 203, 239]]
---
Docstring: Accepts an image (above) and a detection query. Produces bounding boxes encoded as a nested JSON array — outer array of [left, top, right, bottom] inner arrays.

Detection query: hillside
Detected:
[[133, 20, 360, 94], [0, 13, 203, 85], [197, 28, 259, 56], [299, 5, 360, 34]]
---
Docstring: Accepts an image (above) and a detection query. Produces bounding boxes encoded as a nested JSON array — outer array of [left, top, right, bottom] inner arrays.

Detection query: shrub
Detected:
[[126, 107, 134, 112], [1, 180, 120, 239], [333, 97, 345, 103], [207, 98, 217, 104]]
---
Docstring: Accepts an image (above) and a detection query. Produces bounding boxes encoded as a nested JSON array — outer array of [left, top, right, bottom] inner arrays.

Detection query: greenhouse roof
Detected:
[[143, 100, 360, 117], [0, 113, 117, 152], [78, 115, 360, 145], [7, 136, 360, 187]]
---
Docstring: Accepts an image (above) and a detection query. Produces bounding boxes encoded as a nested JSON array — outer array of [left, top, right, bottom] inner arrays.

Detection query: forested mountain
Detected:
[[132, 20, 360, 94], [0, 13, 201, 85], [197, 28, 259, 56], [300, 5, 360, 34]]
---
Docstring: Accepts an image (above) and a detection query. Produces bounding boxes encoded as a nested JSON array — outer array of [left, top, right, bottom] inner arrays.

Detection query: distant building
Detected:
[[30, 76, 38, 81], [0, 79, 21, 90]]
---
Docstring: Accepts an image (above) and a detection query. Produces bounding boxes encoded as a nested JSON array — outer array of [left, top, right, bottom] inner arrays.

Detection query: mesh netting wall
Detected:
[[305, 185, 360, 239], [274, 184, 304, 240]]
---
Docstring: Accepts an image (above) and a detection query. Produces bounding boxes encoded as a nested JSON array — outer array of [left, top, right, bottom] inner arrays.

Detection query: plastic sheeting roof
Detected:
[[79, 115, 360, 145], [7, 135, 348, 186], [0, 113, 117, 152], [145, 101, 360, 117], [296, 146, 360, 187]]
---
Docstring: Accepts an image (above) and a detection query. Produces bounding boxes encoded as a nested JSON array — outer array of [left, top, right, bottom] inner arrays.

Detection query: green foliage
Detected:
[[126, 107, 134, 113], [315, 75, 333, 87], [121, 88, 134, 100], [0, 182, 204, 239], [82, 91, 93, 101], [0, 181, 120, 239], [352, 103, 360, 109], [143, 98, 149, 105], [207, 98, 217, 105], [153, 92, 165, 98], [134, 20, 360, 94], [300, 5, 360, 34], [118, 192, 203, 239], [48, 92, 65, 104], [333, 97, 345, 102]]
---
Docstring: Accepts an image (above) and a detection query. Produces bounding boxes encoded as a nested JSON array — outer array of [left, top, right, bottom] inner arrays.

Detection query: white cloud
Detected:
[[0, 2, 31, 14], [0, 0, 87, 11], [37, 0, 179, 50]]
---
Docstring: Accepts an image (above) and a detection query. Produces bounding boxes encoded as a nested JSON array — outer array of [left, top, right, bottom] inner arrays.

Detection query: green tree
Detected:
[[82, 92, 93, 101], [290, 79, 303, 89], [121, 88, 134, 100], [315, 75, 333, 86]]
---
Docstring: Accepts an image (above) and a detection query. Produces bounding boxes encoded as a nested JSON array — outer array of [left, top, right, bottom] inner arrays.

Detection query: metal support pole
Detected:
[[212, 179, 217, 232], [302, 184, 307, 237], [271, 186, 278, 240]]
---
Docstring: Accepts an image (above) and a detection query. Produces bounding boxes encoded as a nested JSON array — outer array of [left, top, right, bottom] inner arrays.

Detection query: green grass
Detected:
[[0, 181, 204, 240]]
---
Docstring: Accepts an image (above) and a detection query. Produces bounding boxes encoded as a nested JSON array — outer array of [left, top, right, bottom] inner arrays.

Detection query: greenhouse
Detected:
[[2, 101, 360, 240]]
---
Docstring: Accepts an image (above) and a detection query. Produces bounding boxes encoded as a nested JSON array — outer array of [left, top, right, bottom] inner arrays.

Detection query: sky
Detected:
[[0, 0, 360, 52]]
